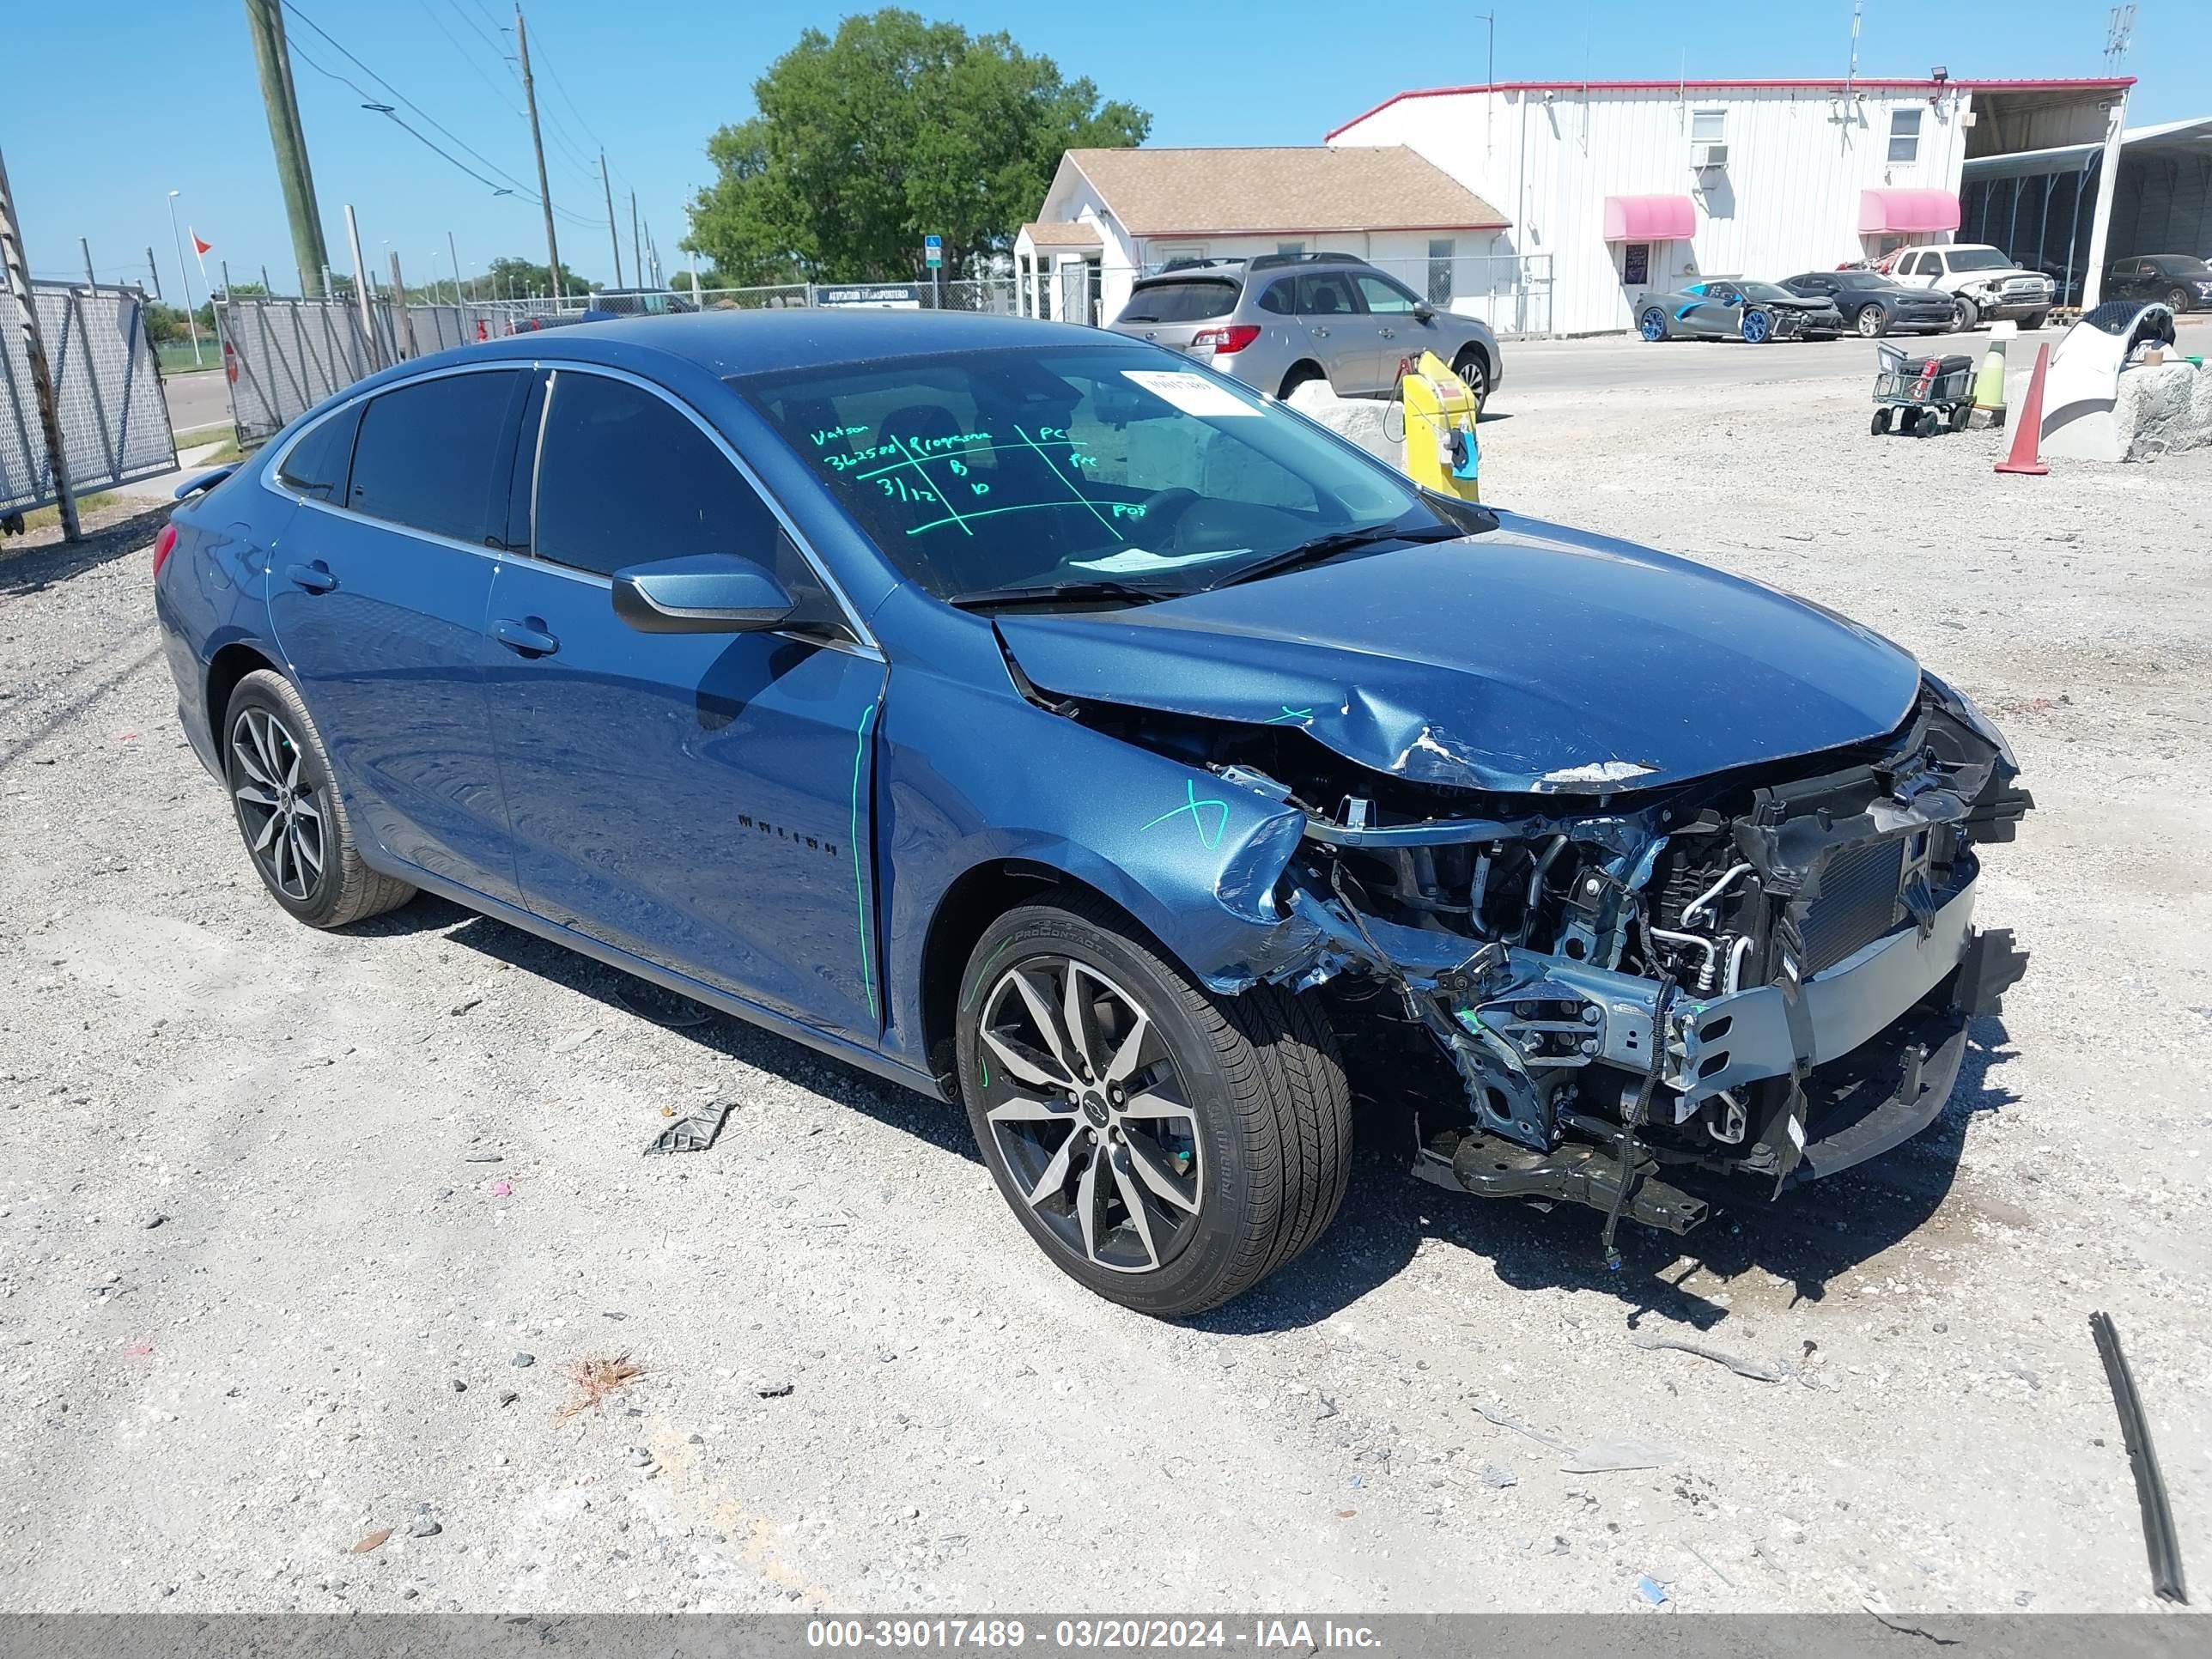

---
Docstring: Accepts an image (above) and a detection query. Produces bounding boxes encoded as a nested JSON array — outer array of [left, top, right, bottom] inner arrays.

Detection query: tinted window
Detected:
[[532, 371, 780, 578], [1354, 275, 1419, 314], [277, 404, 362, 503], [1293, 273, 1358, 315], [1257, 281, 1294, 315], [1117, 280, 1239, 324], [345, 371, 520, 542]]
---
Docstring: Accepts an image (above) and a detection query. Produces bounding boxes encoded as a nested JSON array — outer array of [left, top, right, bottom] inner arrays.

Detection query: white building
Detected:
[[1326, 76, 2136, 337], [1015, 145, 1509, 326]]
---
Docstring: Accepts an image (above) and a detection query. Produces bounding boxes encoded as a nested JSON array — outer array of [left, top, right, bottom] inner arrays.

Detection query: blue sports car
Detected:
[[155, 313, 2031, 1315]]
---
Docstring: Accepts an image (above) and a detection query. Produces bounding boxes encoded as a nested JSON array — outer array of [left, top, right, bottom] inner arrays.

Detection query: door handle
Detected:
[[285, 560, 336, 594], [493, 618, 560, 657], [1311, 326, 1329, 338], [1377, 327, 1395, 339]]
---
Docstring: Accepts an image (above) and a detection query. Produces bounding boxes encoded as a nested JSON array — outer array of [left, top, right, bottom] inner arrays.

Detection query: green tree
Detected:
[[684, 9, 1147, 283], [142, 302, 190, 345], [463, 255, 586, 301]]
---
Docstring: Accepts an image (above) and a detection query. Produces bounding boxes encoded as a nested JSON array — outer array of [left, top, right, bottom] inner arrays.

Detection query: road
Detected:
[[161, 368, 231, 439]]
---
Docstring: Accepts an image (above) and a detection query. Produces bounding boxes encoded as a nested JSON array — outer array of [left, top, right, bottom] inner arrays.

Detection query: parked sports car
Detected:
[[1637, 280, 1845, 343], [1781, 270, 1957, 337], [155, 312, 2032, 1316]]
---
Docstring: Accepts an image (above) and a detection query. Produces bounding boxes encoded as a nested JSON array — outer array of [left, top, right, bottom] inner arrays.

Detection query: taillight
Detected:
[[1189, 324, 1262, 356], [152, 521, 179, 579]]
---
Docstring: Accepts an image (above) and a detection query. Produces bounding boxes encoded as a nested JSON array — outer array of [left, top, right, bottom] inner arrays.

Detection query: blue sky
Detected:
[[3, 0, 2201, 299]]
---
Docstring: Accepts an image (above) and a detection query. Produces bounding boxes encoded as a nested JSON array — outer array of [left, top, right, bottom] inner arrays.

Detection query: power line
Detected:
[[413, 0, 521, 116], [443, 0, 508, 64]]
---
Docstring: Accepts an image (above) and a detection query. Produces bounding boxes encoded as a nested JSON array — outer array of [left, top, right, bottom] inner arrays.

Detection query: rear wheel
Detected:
[[223, 670, 415, 928], [956, 896, 1352, 1318], [1855, 304, 1889, 338], [1276, 363, 1323, 399], [1872, 408, 1893, 435], [1638, 307, 1668, 342], [1948, 402, 1973, 432], [1449, 344, 1492, 404]]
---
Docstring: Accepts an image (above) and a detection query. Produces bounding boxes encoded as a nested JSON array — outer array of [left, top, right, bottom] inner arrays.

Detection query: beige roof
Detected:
[[1019, 220, 1103, 247], [1063, 145, 1509, 236]]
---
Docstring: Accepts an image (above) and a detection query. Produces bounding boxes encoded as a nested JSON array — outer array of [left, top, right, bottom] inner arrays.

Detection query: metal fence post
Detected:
[[0, 143, 77, 539]]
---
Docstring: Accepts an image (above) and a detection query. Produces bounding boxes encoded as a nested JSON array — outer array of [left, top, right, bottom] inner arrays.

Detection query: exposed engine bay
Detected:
[[1024, 659, 2034, 1257]]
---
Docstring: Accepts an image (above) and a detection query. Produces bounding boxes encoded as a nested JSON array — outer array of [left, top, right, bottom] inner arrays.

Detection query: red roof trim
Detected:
[[1324, 76, 2136, 143], [1140, 220, 1511, 237]]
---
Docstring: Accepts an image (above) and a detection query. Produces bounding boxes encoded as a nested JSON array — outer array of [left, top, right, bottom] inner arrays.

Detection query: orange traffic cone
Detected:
[[1994, 343, 2051, 476]]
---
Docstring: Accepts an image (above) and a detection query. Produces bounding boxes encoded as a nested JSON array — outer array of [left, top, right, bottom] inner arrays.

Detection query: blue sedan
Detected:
[[155, 312, 2031, 1314]]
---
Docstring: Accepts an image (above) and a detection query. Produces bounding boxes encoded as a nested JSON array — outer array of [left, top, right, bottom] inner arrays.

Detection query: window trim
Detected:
[[1887, 106, 1922, 165], [259, 357, 878, 654]]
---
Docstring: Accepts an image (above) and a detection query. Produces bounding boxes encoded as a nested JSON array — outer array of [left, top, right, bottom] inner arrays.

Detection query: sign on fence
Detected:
[[0, 282, 176, 520], [817, 283, 925, 309]]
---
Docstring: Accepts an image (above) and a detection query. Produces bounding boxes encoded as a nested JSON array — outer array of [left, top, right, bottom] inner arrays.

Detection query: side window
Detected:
[[277, 404, 363, 503], [532, 372, 781, 579], [1293, 273, 1357, 316], [1887, 108, 1921, 165], [345, 371, 520, 542], [1257, 282, 1294, 315], [1353, 274, 1419, 314]]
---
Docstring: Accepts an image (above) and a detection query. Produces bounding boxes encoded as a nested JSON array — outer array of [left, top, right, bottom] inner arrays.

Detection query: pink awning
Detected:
[[1601, 195, 1696, 241], [1859, 189, 1960, 234]]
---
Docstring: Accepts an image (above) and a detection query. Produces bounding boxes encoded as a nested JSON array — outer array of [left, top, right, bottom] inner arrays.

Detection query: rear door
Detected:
[[482, 366, 890, 1041], [1292, 270, 1378, 393], [264, 368, 525, 905]]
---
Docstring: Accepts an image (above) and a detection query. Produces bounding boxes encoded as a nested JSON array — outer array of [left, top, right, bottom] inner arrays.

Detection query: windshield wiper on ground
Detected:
[[946, 579, 1188, 611], [1198, 521, 1465, 592]]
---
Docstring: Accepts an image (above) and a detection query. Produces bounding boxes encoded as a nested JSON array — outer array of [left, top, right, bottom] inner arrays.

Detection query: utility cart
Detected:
[[1871, 345, 1978, 436]]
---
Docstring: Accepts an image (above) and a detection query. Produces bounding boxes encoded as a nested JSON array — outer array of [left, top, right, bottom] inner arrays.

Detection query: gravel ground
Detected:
[[2, 372, 2208, 1619]]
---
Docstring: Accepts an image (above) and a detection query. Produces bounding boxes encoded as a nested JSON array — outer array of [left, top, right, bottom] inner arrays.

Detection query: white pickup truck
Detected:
[[1876, 244, 2055, 331]]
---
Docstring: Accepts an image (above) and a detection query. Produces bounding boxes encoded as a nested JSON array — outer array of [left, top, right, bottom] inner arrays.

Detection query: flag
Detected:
[[191, 233, 213, 257]]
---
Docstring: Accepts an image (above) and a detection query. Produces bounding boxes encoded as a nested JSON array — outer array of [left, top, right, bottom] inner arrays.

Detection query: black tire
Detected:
[[1276, 363, 1323, 400], [1948, 403, 1972, 432], [2021, 312, 2048, 331], [2164, 288, 2191, 315], [1854, 304, 1889, 338], [1450, 344, 1492, 404], [1951, 295, 1979, 332], [955, 894, 1352, 1318], [1871, 408, 1892, 435], [222, 669, 416, 928]]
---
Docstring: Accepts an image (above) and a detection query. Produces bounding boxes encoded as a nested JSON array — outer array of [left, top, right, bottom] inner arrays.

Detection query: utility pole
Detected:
[[600, 152, 623, 288], [0, 143, 80, 541], [514, 7, 565, 301], [343, 204, 380, 367], [145, 245, 161, 301], [629, 191, 641, 289], [241, 0, 330, 295]]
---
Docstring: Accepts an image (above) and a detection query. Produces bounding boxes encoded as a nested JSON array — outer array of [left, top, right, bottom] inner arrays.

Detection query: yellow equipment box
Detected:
[[1400, 348, 1481, 501]]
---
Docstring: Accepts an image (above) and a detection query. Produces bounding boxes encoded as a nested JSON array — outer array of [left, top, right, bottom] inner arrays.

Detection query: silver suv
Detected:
[[1109, 252, 1504, 403]]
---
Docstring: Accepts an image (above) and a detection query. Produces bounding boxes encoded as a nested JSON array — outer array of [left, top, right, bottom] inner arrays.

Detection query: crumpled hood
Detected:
[[996, 511, 1923, 794]]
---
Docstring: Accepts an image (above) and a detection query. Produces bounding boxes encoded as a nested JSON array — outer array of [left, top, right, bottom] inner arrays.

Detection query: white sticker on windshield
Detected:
[[1073, 545, 1252, 574], [1121, 370, 1263, 417]]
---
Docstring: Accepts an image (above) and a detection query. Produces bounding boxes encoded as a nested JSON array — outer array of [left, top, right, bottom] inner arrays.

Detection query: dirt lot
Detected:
[[3, 362, 2209, 1618]]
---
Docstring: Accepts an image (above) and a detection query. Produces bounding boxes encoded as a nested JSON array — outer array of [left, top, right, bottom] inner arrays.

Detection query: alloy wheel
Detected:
[[1639, 309, 1665, 342], [229, 706, 325, 902], [1741, 308, 1771, 344], [1856, 306, 1886, 337], [975, 955, 1201, 1275]]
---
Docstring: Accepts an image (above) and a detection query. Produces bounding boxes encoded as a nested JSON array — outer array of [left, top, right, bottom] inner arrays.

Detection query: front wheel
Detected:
[[1450, 345, 1492, 404], [2021, 312, 2048, 331], [2164, 287, 2191, 314], [1740, 307, 1774, 344], [1952, 296, 1980, 332], [956, 896, 1352, 1317], [1872, 408, 1893, 435], [1638, 307, 1668, 342], [223, 670, 416, 928], [1855, 304, 1889, 338]]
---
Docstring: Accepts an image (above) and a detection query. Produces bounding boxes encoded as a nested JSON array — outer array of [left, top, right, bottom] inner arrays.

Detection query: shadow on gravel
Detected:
[[1194, 1019, 2021, 1336], [0, 504, 172, 596], [363, 895, 979, 1164]]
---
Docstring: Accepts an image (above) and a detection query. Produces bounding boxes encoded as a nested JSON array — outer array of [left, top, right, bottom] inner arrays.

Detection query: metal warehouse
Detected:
[[1326, 75, 2136, 337]]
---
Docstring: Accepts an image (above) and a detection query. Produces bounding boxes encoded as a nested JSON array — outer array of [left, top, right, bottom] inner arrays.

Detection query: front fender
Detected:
[[876, 667, 1324, 1064]]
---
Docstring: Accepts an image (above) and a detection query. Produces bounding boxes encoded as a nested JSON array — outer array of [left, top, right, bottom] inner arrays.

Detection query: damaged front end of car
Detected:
[[1019, 653, 2033, 1256]]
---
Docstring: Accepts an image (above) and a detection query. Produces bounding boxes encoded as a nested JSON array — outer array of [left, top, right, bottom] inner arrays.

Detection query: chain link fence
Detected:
[[216, 295, 402, 446], [1, 282, 177, 520]]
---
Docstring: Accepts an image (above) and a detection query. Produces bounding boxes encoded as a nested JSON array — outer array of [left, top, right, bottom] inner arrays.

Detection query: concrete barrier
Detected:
[[2118, 362, 2212, 461], [1285, 381, 1396, 465]]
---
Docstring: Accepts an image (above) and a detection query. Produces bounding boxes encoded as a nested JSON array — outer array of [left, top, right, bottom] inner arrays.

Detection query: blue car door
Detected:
[[264, 368, 525, 906], [480, 367, 890, 1042]]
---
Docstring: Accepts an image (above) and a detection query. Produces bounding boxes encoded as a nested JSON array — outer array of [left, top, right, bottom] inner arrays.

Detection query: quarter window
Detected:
[[1887, 108, 1922, 164], [344, 370, 520, 542], [1257, 282, 1295, 315], [277, 404, 362, 503], [531, 372, 781, 579]]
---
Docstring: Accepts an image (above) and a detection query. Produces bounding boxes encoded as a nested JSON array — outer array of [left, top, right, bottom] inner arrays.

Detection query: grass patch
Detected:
[[15, 492, 119, 532], [156, 343, 221, 374]]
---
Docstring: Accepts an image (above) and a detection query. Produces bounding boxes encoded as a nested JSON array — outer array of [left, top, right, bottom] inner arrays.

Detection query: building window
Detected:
[[1690, 108, 1729, 170], [1621, 242, 1650, 286], [1887, 107, 1921, 164], [1276, 240, 1306, 258], [1426, 238, 1455, 304]]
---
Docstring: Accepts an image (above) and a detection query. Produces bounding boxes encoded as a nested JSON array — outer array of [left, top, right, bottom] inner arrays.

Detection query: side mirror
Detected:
[[1412, 301, 1436, 322], [612, 553, 795, 634]]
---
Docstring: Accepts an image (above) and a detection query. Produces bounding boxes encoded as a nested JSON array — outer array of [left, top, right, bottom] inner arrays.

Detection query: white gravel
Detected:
[[1, 368, 2207, 1616]]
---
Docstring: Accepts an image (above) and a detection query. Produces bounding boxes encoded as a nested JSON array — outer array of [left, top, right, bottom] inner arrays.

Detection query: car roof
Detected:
[[453, 308, 1111, 379]]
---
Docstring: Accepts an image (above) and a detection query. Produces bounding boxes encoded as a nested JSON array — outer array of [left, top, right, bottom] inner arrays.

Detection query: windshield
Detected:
[[738, 343, 1447, 604], [1832, 272, 1889, 290], [1947, 248, 2014, 272], [2154, 255, 2211, 277], [1738, 282, 1800, 302]]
